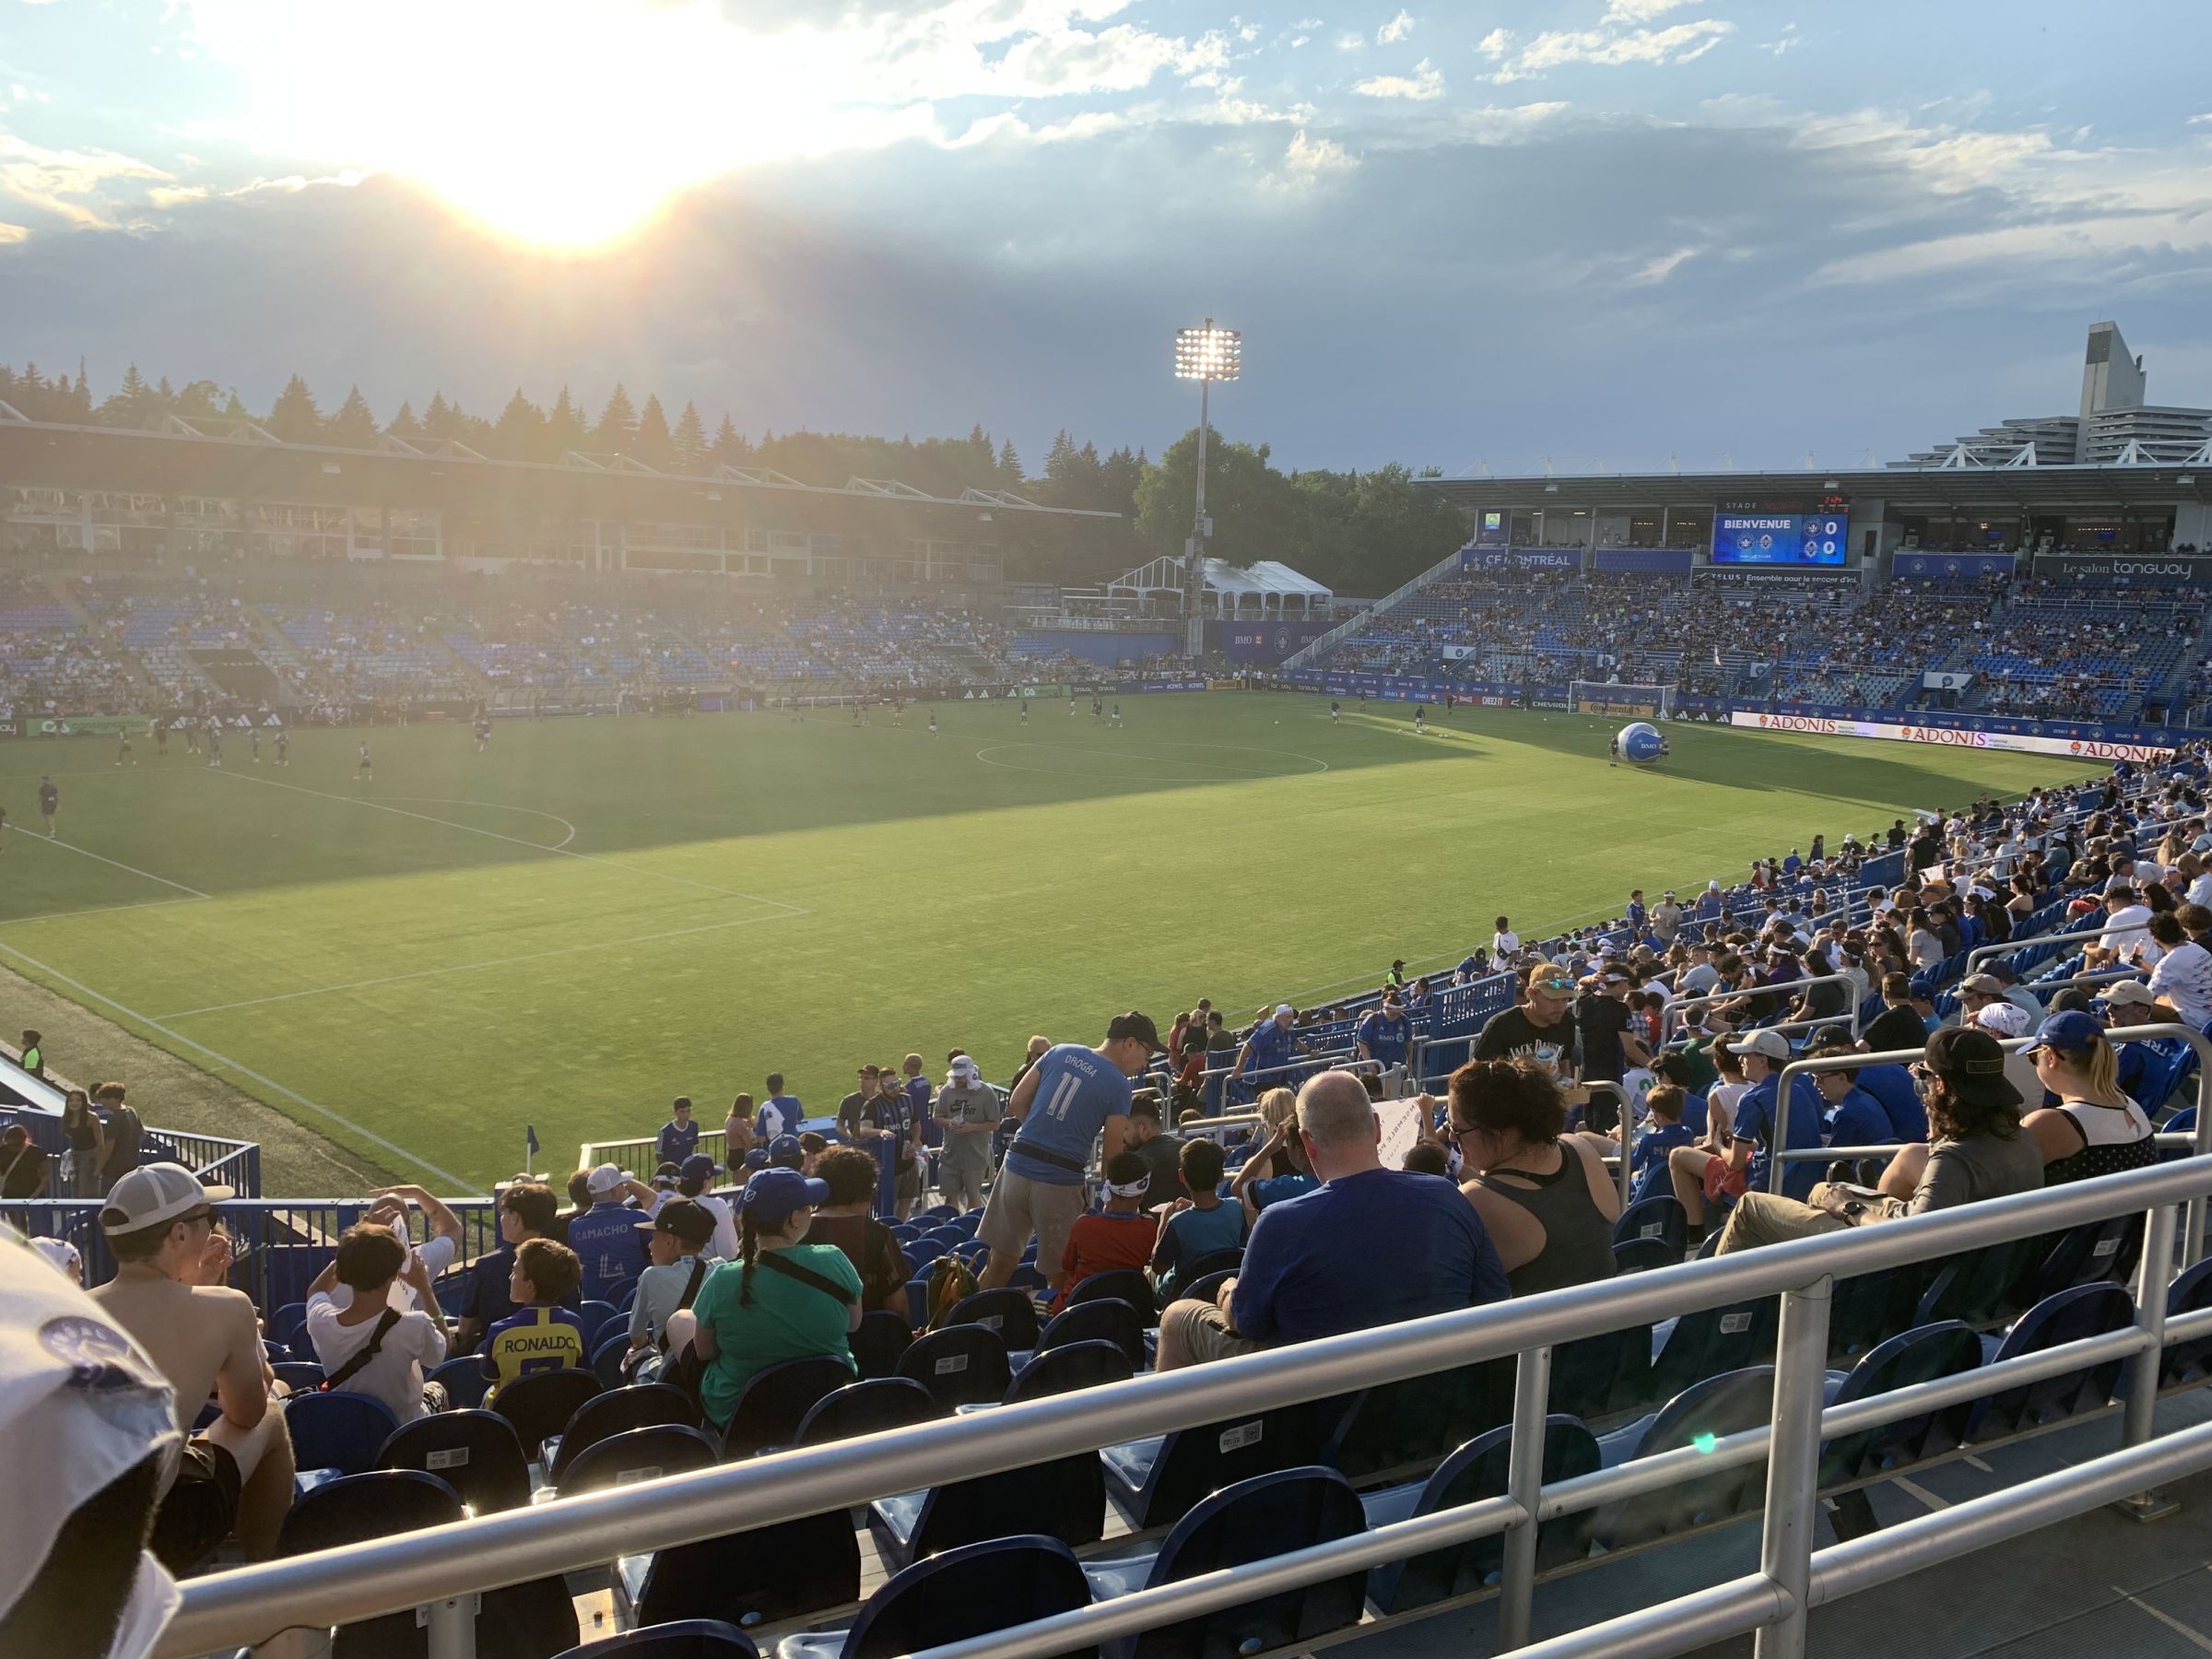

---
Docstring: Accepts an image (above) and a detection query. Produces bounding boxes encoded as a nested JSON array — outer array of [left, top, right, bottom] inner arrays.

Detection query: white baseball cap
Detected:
[[0, 1233, 183, 1645], [99, 1163, 233, 1237], [28, 1238, 82, 1283], [585, 1163, 627, 1196], [948, 1055, 980, 1080], [2102, 980, 2158, 1009], [1274, 1004, 1295, 1018]]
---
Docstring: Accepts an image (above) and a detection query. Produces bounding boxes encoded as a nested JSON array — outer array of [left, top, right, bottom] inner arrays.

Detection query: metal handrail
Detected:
[[1658, 969, 1865, 1044], [157, 1151, 2212, 1658], [1962, 920, 2114, 980]]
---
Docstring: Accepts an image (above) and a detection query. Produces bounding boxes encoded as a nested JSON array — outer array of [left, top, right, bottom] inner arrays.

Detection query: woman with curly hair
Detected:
[[1441, 1056, 1619, 1295]]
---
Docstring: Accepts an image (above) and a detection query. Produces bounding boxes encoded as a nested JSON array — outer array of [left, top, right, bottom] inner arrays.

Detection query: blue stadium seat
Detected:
[[851, 1310, 912, 1381], [1646, 1298, 1776, 1405], [1362, 1418, 1602, 1614], [1612, 1238, 1677, 1275], [1102, 1400, 1323, 1531], [559, 1425, 720, 1499], [624, 1509, 862, 1631], [1079, 1466, 1369, 1659], [722, 1357, 854, 1457], [1818, 1321, 1982, 1488], [795, 1378, 944, 1445], [949, 1239, 991, 1265], [775, 1535, 1093, 1659], [493, 1368, 605, 1464], [2162, 1258, 2212, 1390], [380, 1409, 533, 1515], [593, 1332, 636, 1390], [1319, 1359, 1515, 1484], [888, 1223, 922, 1244], [549, 1382, 699, 1481], [272, 1360, 326, 1393], [897, 1324, 1012, 1410], [1005, 1340, 1133, 1405], [1551, 1324, 1653, 1419], [1918, 1237, 2045, 1327], [1036, 1299, 1146, 1370], [901, 1239, 947, 1269], [923, 1225, 967, 1249], [950, 1213, 982, 1237], [268, 1300, 310, 1353], [576, 1300, 624, 1348], [1172, 1270, 1235, 1311], [867, 1425, 1108, 1571], [264, 1336, 296, 1365], [278, 1470, 465, 1659], [1180, 1247, 1244, 1283], [1006, 1263, 1050, 1294], [1828, 1266, 1935, 1369], [1065, 1268, 1156, 1324], [919, 1203, 959, 1224], [288, 1390, 401, 1482], [430, 1355, 491, 1411], [1973, 1283, 2136, 1438], [1611, 1194, 1687, 1261], [2008, 1216, 2141, 1314], [552, 1618, 759, 1659], [1589, 1367, 1777, 1551], [901, 1277, 930, 1328], [943, 1287, 1041, 1349]]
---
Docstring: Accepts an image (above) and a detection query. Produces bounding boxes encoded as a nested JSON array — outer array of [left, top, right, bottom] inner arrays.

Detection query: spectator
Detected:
[[798, 1131, 830, 1173], [839, 1063, 915, 1220], [1236, 1004, 1315, 1095], [2084, 886, 2152, 970], [687, 1167, 864, 1430], [1626, 1083, 1695, 1204], [624, 1197, 716, 1378], [1150, 1138, 1243, 1299], [1007, 1035, 1053, 1097], [91, 1163, 296, 1565], [2146, 909, 2212, 1027], [2020, 1012, 2158, 1182], [18, 1030, 42, 1078], [1355, 995, 1413, 1076], [1574, 968, 1650, 1134], [302, 1222, 448, 1423], [478, 1238, 587, 1403], [61, 1089, 104, 1198], [1125, 1092, 1187, 1205], [806, 1146, 913, 1313], [353, 1184, 464, 1313], [1473, 963, 1579, 1081], [1667, 1029, 1823, 1240], [676, 1154, 739, 1261], [978, 1014, 1161, 1291], [1716, 1028, 2041, 1252], [1805, 1044, 1891, 1152], [1444, 1058, 1619, 1295], [757, 1073, 805, 1141], [0, 1236, 184, 1659], [724, 1093, 757, 1164], [453, 1182, 573, 1352], [655, 1097, 700, 1169], [1861, 971, 1928, 1053], [900, 1053, 934, 1153], [1154, 1071, 1509, 1371], [933, 1054, 1003, 1213], [1402, 1141, 1452, 1177], [1051, 1150, 1161, 1312], [556, 1170, 593, 1243], [1491, 917, 1520, 959], [2, 1123, 50, 1202], [1970, 1002, 2043, 1104], [564, 1163, 653, 1304], [95, 1083, 141, 1190]]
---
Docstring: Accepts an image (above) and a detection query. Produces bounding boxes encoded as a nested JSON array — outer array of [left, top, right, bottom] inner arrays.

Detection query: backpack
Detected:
[[656, 1258, 714, 1407], [924, 1254, 980, 1331]]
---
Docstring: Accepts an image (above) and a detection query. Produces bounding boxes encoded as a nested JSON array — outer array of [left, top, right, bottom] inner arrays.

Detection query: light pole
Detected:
[[1173, 321, 1241, 660]]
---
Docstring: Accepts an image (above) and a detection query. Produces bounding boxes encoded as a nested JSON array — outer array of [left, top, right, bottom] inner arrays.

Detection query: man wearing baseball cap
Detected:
[[675, 1153, 738, 1261], [1236, 1005, 1313, 1099], [564, 1162, 652, 1305], [1715, 1027, 2041, 1253], [90, 1163, 295, 1566], [978, 1013, 1163, 1292], [0, 1232, 184, 1657], [1666, 1028, 1824, 1241], [624, 1197, 717, 1378], [1473, 964, 1579, 1083], [934, 1053, 1003, 1213]]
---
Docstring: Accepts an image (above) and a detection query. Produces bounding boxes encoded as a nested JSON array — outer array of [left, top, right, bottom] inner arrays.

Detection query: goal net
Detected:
[[1571, 680, 1677, 719]]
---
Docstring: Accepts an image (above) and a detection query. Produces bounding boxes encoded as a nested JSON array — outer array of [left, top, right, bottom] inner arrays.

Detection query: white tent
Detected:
[[1105, 556, 1331, 618]]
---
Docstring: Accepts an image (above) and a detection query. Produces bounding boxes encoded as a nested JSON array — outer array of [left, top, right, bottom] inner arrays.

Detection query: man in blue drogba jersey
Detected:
[[978, 1012, 1166, 1291], [756, 1075, 805, 1141]]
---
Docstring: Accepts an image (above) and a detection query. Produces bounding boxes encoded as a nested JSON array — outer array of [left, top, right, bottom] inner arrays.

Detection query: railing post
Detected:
[[424, 1593, 479, 1659], [2116, 1201, 2181, 1523], [1754, 1276, 1831, 1659], [2190, 1042, 2212, 1266], [1496, 1344, 1553, 1651]]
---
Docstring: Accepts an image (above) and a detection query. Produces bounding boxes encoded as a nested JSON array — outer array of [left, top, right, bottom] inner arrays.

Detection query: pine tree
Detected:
[[632, 393, 672, 467], [594, 383, 638, 452], [386, 400, 423, 440], [98, 363, 156, 428], [154, 375, 175, 406], [545, 385, 586, 458], [710, 414, 749, 465], [221, 386, 250, 420], [265, 373, 324, 442], [420, 391, 457, 440], [998, 438, 1022, 484], [492, 388, 546, 460], [671, 400, 708, 473], [67, 359, 93, 421], [327, 385, 379, 446]]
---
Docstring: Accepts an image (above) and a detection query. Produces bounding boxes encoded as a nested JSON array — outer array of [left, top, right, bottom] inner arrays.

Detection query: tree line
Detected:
[[0, 359, 1468, 594]]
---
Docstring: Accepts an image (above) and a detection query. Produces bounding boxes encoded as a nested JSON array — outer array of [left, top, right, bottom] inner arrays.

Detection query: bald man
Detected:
[[1155, 1070, 1508, 1369]]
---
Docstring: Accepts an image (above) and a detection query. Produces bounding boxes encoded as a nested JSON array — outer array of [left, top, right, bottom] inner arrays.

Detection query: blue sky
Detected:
[[4, 0, 2212, 475]]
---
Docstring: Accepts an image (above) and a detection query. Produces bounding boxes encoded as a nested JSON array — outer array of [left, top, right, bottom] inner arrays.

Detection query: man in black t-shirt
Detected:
[[1125, 1093, 1188, 1204], [1473, 965, 1579, 1081], [1860, 971, 1929, 1055], [1572, 968, 1648, 1134]]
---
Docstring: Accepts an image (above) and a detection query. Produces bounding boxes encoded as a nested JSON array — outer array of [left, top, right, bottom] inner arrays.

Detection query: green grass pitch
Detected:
[[0, 693, 2098, 1192]]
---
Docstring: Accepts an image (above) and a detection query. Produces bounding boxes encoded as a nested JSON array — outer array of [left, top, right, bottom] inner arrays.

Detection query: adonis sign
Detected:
[[1731, 712, 2172, 762]]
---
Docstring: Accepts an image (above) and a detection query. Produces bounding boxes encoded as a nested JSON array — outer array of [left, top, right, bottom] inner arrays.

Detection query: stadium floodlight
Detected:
[[1172, 320, 1241, 657]]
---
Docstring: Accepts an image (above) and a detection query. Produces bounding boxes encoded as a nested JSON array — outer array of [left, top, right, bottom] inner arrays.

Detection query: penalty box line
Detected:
[[210, 768, 809, 917]]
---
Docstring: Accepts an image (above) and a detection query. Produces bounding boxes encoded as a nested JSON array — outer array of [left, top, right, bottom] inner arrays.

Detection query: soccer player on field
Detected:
[[38, 775, 58, 836], [154, 720, 168, 759], [1414, 704, 1425, 734], [115, 732, 134, 767], [1331, 700, 1341, 722], [357, 740, 372, 781], [1111, 702, 1122, 726], [927, 711, 938, 736], [206, 726, 221, 769], [249, 728, 261, 764], [275, 729, 288, 766]]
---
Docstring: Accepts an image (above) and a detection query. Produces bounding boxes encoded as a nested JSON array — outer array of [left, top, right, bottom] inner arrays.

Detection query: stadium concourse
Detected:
[[8, 732, 2212, 1658]]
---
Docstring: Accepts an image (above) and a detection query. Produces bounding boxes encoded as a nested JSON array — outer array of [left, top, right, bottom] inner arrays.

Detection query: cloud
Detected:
[[147, 184, 210, 208], [1376, 9, 1414, 44], [1625, 246, 1695, 283], [1292, 15, 1323, 27], [0, 131, 172, 229], [1281, 127, 1359, 178], [1478, 12, 1734, 82], [1601, 0, 1699, 20], [0, 222, 27, 242], [1354, 56, 1442, 100]]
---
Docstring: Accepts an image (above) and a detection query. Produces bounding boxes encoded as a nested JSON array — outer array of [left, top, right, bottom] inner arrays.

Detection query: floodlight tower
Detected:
[[1173, 321, 1241, 660]]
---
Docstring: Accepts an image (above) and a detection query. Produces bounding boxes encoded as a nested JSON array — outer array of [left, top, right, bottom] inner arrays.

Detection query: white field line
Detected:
[[157, 908, 801, 1020], [0, 894, 211, 928], [2, 822, 212, 897], [212, 769, 806, 914], [0, 938, 478, 1194], [384, 796, 579, 851]]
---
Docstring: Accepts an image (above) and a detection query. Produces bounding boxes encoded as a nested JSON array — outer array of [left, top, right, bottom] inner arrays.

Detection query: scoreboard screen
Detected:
[[1712, 510, 1849, 566]]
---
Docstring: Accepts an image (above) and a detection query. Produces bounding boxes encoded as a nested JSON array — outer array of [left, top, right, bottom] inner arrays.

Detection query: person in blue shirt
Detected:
[[1722, 1029, 1827, 1205], [1355, 996, 1412, 1074], [977, 1013, 1163, 1292], [563, 1163, 653, 1304], [1808, 1047, 1892, 1154], [1627, 890, 1647, 933], [1236, 1005, 1313, 1098], [1155, 1070, 1509, 1369], [1627, 1083, 1696, 1205], [1150, 1138, 1245, 1300], [1783, 850, 1803, 877], [756, 1075, 804, 1142], [655, 1098, 700, 1170], [1850, 1060, 1927, 1143], [1695, 883, 1724, 924]]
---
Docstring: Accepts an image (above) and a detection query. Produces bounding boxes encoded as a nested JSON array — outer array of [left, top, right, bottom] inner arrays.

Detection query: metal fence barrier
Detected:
[[1658, 970, 1865, 1046]]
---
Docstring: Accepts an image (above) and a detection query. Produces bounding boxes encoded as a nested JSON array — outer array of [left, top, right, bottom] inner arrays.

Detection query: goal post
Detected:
[[1571, 680, 1677, 719]]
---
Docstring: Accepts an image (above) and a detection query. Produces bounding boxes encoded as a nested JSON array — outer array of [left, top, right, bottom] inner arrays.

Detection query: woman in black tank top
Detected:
[[1445, 1058, 1620, 1297], [2019, 1012, 2157, 1183]]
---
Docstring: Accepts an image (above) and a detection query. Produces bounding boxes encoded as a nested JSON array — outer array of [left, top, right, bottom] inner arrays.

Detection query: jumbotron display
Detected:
[[1711, 509, 1850, 566]]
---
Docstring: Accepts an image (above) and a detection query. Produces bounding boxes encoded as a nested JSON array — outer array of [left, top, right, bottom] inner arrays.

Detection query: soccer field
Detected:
[[0, 694, 2099, 1192]]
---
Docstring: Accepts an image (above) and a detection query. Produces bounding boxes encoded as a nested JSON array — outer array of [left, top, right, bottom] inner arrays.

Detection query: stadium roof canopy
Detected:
[[1107, 555, 1331, 605], [1413, 463, 2212, 512]]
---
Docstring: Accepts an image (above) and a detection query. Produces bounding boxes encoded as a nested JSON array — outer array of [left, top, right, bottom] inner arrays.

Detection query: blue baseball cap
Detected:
[[768, 1134, 805, 1169], [741, 1148, 771, 1172], [679, 1153, 720, 1184], [740, 1166, 829, 1223], [2023, 1009, 2102, 1057]]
